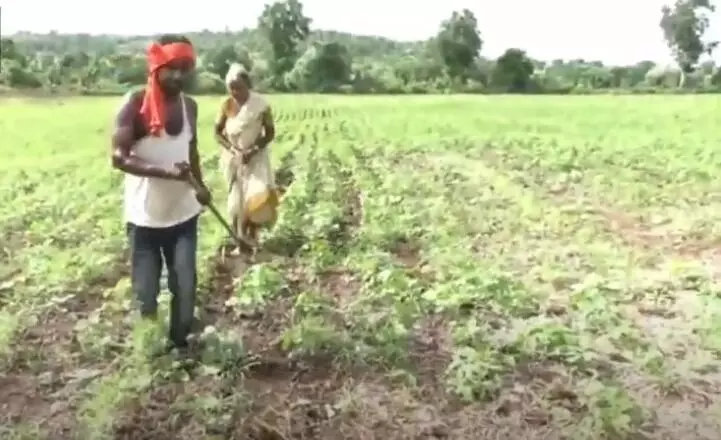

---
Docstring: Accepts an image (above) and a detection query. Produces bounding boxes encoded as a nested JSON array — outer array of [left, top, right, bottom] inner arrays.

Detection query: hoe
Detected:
[[186, 174, 253, 255]]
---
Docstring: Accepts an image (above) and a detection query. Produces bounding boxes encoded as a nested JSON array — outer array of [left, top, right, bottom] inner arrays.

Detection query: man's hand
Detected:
[[170, 162, 191, 181], [194, 185, 212, 206], [171, 161, 211, 205]]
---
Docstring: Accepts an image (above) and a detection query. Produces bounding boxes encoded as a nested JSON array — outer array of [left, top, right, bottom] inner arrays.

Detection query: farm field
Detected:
[[2, 94, 721, 439]]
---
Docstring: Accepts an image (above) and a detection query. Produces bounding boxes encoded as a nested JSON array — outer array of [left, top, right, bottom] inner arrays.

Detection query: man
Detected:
[[111, 34, 211, 353]]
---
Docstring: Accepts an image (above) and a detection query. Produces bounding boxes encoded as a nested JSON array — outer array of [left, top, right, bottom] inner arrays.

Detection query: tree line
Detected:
[[1, 0, 719, 95]]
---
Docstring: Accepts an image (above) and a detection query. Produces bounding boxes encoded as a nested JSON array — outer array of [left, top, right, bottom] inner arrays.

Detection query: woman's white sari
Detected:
[[217, 92, 279, 240]]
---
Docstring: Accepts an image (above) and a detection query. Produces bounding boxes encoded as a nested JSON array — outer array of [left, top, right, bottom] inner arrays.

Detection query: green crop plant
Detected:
[[1, 94, 720, 439]]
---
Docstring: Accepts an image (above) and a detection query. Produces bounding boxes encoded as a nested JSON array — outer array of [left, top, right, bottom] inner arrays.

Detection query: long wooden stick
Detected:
[[186, 173, 253, 252]]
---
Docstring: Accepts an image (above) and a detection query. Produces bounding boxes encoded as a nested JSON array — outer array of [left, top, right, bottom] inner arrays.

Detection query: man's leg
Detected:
[[127, 223, 163, 317], [161, 216, 198, 348]]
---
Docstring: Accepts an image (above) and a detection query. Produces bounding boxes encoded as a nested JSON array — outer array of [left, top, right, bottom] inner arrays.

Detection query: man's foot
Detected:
[[166, 340, 193, 360], [173, 346, 192, 361]]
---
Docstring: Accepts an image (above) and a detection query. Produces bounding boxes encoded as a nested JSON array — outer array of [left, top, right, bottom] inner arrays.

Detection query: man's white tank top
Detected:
[[122, 92, 202, 228]]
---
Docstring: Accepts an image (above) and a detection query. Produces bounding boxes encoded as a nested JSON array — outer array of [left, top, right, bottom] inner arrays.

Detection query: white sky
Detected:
[[1, 0, 720, 65]]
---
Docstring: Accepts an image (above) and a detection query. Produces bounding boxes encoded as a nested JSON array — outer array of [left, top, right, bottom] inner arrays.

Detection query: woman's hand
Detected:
[[242, 146, 259, 164]]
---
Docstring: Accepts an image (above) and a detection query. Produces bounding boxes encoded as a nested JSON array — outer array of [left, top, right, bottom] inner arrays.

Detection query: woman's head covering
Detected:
[[139, 41, 196, 136], [225, 63, 250, 87]]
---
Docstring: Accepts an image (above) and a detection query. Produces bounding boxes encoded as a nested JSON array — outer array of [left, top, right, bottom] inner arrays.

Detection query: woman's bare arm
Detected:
[[214, 100, 235, 152], [255, 106, 275, 149]]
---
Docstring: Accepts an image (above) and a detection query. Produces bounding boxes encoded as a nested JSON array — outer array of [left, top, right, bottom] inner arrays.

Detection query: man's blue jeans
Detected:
[[126, 215, 198, 347]]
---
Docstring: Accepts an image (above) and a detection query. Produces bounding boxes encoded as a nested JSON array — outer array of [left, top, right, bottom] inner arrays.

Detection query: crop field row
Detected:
[[2, 94, 721, 439]]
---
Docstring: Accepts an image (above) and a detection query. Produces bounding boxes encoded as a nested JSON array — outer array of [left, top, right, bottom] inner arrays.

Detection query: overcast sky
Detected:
[[2, 0, 720, 65]]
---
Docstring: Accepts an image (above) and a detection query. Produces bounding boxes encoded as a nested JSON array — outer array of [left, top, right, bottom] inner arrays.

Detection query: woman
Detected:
[[214, 63, 278, 254]]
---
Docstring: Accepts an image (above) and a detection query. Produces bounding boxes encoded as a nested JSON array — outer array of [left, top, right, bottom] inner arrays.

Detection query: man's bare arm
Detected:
[[186, 98, 207, 187], [110, 92, 177, 179]]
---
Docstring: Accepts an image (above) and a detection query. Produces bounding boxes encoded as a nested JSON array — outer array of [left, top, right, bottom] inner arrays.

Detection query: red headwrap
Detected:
[[138, 42, 196, 136]]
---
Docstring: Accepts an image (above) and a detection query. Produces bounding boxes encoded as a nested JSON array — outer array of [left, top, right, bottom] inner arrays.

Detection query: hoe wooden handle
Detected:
[[185, 174, 253, 252]]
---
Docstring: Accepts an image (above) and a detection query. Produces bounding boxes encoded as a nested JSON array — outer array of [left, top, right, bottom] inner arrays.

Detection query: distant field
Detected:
[[3, 94, 721, 439]]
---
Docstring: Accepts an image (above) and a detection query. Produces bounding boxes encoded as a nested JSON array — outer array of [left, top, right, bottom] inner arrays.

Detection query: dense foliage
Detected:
[[1, 0, 719, 94]]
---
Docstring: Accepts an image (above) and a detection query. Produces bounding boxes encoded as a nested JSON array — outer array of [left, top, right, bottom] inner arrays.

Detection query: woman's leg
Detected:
[[228, 172, 246, 255], [241, 218, 257, 247], [249, 223, 260, 244]]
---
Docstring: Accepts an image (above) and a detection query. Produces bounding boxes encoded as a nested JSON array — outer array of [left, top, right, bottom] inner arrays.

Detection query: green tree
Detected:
[[60, 52, 90, 69], [711, 67, 721, 87], [660, 0, 718, 87], [285, 41, 352, 91], [192, 71, 227, 94], [436, 9, 482, 81], [0, 60, 41, 88], [1, 38, 27, 67], [491, 48, 535, 92], [3, 21, 721, 95], [80, 58, 103, 89], [258, 0, 312, 87], [113, 56, 146, 85], [205, 44, 253, 79]]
